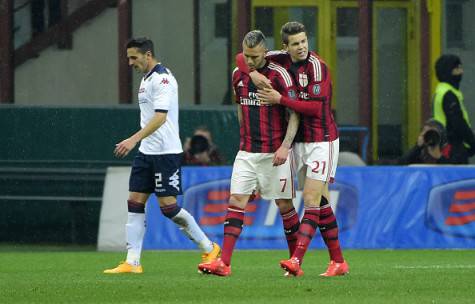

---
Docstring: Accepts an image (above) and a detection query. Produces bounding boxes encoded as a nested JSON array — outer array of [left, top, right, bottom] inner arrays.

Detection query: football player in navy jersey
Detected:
[[198, 30, 300, 277], [104, 38, 220, 274], [238, 22, 349, 277]]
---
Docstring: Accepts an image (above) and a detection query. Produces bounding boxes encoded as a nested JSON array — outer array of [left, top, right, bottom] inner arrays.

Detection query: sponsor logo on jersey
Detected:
[[426, 179, 475, 237], [160, 78, 169, 85], [239, 92, 270, 106], [139, 87, 145, 93]]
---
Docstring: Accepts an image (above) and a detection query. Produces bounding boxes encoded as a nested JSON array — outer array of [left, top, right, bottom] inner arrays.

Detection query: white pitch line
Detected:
[[394, 265, 475, 269]]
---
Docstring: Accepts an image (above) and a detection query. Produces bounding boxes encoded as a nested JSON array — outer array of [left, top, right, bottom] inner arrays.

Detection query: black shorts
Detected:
[[129, 152, 183, 197]]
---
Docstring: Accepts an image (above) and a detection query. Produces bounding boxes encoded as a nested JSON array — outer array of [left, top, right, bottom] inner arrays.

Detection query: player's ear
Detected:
[[282, 43, 288, 51]]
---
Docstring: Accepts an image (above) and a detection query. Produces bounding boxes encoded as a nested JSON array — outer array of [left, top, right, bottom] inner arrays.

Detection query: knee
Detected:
[[127, 200, 145, 213], [303, 192, 321, 207], [160, 203, 181, 219], [229, 194, 247, 209], [275, 199, 294, 213]]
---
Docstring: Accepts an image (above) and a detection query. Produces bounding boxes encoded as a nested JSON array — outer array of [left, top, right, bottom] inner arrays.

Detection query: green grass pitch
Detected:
[[0, 248, 474, 303]]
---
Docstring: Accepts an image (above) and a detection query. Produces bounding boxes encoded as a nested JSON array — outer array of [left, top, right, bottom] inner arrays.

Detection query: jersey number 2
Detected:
[[155, 173, 163, 189]]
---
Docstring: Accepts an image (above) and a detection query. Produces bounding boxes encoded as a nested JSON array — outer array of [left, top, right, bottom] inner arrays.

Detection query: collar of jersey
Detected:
[[144, 63, 162, 80], [256, 60, 270, 73]]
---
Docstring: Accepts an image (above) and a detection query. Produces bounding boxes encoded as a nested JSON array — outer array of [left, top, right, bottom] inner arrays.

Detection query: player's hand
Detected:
[[250, 71, 272, 89], [427, 145, 442, 159], [273, 146, 289, 166], [417, 134, 424, 147], [114, 138, 137, 158], [417, 127, 427, 147], [258, 88, 282, 105]]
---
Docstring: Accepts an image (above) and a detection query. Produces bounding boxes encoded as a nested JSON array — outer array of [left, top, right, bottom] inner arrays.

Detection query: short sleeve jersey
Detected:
[[137, 64, 183, 155], [266, 51, 339, 142], [232, 61, 297, 153]]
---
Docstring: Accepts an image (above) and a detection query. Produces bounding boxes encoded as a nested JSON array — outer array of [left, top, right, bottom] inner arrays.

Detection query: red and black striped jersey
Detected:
[[232, 61, 297, 153], [266, 51, 339, 143]]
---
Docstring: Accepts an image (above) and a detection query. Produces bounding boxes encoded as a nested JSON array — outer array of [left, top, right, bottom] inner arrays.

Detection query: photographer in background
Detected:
[[183, 135, 213, 166], [183, 126, 225, 165], [399, 119, 450, 165]]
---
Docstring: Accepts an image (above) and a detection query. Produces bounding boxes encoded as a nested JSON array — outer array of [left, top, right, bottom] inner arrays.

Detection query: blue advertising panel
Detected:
[[143, 166, 475, 250]]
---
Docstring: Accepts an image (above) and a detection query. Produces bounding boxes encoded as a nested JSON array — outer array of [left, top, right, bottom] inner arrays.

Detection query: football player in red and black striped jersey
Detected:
[[198, 30, 301, 277], [239, 22, 349, 277]]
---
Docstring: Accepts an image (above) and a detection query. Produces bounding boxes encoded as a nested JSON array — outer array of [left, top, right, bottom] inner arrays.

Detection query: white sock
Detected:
[[172, 208, 213, 253], [126, 212, 146, 266]]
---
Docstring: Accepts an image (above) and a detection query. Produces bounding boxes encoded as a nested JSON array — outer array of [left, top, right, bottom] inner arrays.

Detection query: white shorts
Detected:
[[293, 139, 339, 183], [230, 150, 295, 200]]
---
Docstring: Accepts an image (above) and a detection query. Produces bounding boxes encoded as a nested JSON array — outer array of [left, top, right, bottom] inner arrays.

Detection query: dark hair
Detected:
[[243, 30, 266, 48], [126, 37, 155, 56], [189, 135, 210, 155], [281, 21, 306, 45]]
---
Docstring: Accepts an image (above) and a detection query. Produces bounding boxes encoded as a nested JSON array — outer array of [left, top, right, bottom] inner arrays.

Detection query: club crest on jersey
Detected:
[[312, 84, 321, 95], [298, 73, 308, 87]]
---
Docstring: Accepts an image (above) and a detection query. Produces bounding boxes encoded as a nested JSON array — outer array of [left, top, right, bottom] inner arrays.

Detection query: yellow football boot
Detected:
[[201, 242, 221, 263], [103, 262, 143, 274]]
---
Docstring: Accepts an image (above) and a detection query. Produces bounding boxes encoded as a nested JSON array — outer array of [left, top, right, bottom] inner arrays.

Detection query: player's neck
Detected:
[[290, 56, 306, 64], [146, 59, 159, 73], [255, 60, 267, 70]]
